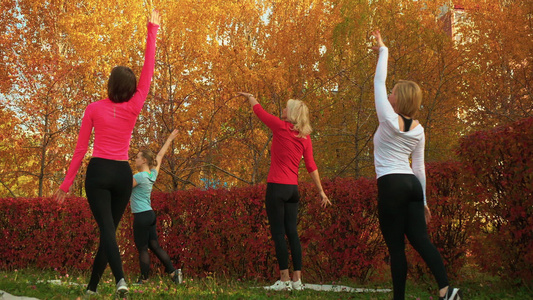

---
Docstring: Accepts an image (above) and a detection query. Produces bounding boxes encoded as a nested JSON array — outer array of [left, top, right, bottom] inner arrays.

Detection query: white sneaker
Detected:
[[291, 279, 304, 291], [264, 280, 292, 291], [116, 278, 129, 297], [441, 287, 463, 300], [85, 289, 97, 296]]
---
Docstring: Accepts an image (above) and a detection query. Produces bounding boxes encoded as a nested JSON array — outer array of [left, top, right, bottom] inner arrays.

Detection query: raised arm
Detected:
[[154, 129, 179, 174], [237, 92, 284, 131], [54, 105, 94, 202], [372, 30, 397, 122], [127, 10, 161, 115]]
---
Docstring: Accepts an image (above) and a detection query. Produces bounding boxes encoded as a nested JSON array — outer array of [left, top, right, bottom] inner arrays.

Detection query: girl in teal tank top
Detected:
[[131, 129, 182, 284]]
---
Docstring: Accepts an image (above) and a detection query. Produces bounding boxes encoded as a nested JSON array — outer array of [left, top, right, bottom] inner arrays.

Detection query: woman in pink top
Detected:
[[54, 10, 161, 297], [238, 92, 331, 291]]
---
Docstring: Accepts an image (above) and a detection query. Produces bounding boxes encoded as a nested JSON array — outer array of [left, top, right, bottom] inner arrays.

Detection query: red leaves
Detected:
[[1, 116, 532, 285], [458, 117, 533, 283]]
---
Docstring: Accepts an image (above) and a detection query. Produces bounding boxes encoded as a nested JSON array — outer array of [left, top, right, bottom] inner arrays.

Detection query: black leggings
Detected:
[[85, 158, 132, 291], [265, 182, 302, 271], [133, 210, 176, 279], [378, 174, 449, 300]]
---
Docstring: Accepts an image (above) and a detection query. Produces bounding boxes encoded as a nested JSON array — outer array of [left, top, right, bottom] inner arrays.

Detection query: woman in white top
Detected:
[[371, 30, 462, 300]]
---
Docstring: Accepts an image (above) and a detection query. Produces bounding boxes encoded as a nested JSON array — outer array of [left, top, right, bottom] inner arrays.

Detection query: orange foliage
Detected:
[[0, 0, 531, 196]]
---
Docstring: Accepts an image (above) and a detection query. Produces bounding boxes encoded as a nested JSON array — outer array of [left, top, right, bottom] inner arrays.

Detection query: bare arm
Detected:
[[155, 129, 179, 174], [309, 169, 331, 208]]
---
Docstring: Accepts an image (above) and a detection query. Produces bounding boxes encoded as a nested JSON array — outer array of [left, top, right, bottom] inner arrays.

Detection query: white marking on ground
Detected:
[[0, 290, 39, 300], [258, 284, 392, 293], [303, 284, 391, 293], [36, 280, 82, 287]]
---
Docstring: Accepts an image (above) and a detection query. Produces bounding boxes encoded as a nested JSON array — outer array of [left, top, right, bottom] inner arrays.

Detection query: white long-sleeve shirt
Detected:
[[373, 46, 427, 204]]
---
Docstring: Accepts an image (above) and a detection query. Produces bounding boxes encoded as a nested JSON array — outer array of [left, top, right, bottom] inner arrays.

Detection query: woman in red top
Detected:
[[238, 92, 331, 291], [54, 10, 161, 297]]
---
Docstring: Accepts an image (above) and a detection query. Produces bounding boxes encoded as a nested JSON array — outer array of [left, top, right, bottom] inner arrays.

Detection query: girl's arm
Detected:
[[237, 92, 284, 131], [372, 30, 397, 122], [127, 10, 161, 115], [154, 129, 179, 174]]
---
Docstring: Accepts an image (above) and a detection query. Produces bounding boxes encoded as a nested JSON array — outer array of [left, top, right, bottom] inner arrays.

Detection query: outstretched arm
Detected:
[[154, 129, 179, 174], [372, 30, 397, 122], [128, 10, 161, 114], [237, 92, 284, 131], [237, 92, 259, 108]]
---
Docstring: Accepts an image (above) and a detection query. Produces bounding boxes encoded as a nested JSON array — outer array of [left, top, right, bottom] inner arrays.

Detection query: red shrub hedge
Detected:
[[0, 166, 472, 282], [0, 197, 97, 271], [458, 117, 533, 284], [1, 118, 531, 284]]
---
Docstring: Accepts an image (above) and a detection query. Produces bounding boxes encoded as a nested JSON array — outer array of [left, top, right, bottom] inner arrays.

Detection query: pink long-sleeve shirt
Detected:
[[253, 104, 317, 185], [59, 23, 159, 193]]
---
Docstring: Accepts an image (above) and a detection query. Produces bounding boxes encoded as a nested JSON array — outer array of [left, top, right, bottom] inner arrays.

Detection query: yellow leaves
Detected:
[[1, 0, 530, 194]]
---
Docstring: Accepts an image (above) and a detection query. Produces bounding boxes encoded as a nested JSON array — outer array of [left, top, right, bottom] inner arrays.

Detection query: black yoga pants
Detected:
[[85, 158, 132, 292], [133, 210, 176, 279], [378, 174, 449, 300], [265, 182, 302, 271]]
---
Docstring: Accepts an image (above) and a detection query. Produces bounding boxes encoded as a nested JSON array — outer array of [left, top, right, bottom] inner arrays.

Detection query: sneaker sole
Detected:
[[116, 288, 128, 298], [449, 288, 462, 300]]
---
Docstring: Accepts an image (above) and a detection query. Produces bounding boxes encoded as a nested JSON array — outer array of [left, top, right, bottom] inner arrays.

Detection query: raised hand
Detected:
[[237, 92, 259, 107], [237, 92, 254, 99], [168, 129, 179, 141], [150, 9, 161, 26], [371, 30, 386, 52]]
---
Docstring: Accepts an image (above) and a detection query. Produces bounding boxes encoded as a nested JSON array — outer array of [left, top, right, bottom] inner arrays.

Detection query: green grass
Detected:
[[0, 269, 530, 299]]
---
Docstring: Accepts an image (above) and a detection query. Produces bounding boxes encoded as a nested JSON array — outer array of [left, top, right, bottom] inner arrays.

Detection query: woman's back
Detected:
[[373, 117, 424, 178], [90, 97, 145, 160], [253, 104, 317, 185]]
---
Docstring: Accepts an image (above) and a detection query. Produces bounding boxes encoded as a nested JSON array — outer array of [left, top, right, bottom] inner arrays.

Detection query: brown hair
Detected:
[[140, 149, 158, 168], [394, 80, 422, 118], [108, 66, 137, 103]]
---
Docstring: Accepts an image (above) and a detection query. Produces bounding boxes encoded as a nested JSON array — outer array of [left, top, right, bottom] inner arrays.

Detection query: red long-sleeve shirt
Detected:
[[253, 104, 317, 185], [59, 23, 159, 193]]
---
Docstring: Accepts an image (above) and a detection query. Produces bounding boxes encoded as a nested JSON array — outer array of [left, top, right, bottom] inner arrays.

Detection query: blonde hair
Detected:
[[286, 99, 312, 138], [140, 149, 158, 168], [394, 80, 422, 118]]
